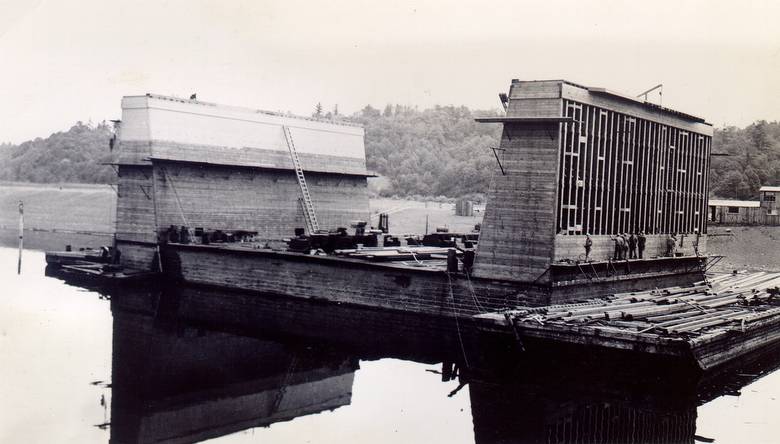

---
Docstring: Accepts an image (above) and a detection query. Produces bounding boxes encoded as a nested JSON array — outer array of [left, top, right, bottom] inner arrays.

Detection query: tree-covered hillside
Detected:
[[710, 121, 780, 199], [0, 111, 778, 200], [0, 121, 115, 184], [351, 104, 501, 197]]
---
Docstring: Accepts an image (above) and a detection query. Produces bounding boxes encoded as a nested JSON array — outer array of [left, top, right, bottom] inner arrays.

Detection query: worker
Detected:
[[666, 234, 677, 257], [637, 231, 646, 259], [584, 234, 593, 261], [620, 233, 629, 260], [628, 233, 637, 259], [611, 234, 624, 260]]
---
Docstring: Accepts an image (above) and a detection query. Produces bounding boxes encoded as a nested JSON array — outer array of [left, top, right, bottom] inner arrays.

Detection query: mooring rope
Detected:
[[463, 268, 488, 313], [446, 271, 470, 368]]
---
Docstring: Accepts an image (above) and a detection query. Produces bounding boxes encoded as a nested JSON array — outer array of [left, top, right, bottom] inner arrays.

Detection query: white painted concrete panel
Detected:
[[119, 108, 151, 141], [119, 95, 365, 160]]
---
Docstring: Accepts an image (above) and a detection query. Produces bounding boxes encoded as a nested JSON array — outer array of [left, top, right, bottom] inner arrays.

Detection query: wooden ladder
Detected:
[[283, 126, 319, 233]]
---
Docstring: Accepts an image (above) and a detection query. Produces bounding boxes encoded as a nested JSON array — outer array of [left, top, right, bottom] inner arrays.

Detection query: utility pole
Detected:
[[18, 200, 24, 274]]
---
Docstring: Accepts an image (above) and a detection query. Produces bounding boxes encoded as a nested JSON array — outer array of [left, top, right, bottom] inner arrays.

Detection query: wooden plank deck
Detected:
[[474, 271, 780, 370]]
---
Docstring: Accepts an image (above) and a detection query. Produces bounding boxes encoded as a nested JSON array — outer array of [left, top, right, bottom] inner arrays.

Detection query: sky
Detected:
[[0, 0, 778, 144]]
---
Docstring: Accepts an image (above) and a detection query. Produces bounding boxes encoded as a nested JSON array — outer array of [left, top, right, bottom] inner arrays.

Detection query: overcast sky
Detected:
[[1, 0, 778, 143]]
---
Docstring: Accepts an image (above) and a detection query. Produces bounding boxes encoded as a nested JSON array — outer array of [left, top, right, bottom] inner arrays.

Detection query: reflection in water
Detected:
[[110, 308, 357, 443], [100, 283, 780, 444]]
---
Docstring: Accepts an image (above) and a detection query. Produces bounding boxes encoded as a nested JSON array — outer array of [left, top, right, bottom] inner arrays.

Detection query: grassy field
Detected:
[[369, 198, 483, 234], [0, 182, 115, 233], [1, 182, 777, 273], [707, 225, 780, 273]]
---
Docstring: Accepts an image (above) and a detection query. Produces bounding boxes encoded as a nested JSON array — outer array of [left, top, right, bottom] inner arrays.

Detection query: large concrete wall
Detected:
[[472, 122, 560, 282], [115, 163, 369, 271], [152, 163, 369, 238], [113, 94, 372, 271], [120, 94, 367, 175], [115, 165, 156, 244]]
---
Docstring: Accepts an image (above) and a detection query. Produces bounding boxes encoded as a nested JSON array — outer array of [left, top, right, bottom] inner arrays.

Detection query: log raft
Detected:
[[474, 272, 780, 370]]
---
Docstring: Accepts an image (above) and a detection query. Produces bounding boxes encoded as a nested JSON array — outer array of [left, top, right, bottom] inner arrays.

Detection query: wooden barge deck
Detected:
[[474, 272, 780, 370], [157, 241, 707, 319]]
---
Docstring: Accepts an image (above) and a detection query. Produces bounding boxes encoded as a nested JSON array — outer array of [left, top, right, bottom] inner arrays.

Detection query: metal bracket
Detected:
[[546, 121, 565, 140], [139, 185, 152, 200], [491, 147, 506, 176]]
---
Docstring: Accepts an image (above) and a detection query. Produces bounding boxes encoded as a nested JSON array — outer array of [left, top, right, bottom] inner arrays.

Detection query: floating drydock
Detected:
[[475, 271, 780, 370], [60, 79, 717, 319]]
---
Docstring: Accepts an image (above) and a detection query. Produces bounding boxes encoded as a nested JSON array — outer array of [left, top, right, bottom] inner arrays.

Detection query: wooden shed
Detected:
[[707, 186, 780, 226], [708, 199, 762, 225], [760, 185, 780, 220]]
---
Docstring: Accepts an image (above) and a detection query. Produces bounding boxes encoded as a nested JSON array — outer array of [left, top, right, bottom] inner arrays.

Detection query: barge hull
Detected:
[[159, 243, 707, 319]]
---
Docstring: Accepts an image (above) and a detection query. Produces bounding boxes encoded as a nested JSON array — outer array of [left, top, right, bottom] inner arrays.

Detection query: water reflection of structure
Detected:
[[103, 285, 780, 444], [110, 306, 358, 443], [469, 340, 780, 444], [469, 366, 699, 444]]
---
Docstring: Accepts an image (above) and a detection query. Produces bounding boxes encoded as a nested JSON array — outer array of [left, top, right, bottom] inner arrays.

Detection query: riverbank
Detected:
[[1, 182, 777, 274]]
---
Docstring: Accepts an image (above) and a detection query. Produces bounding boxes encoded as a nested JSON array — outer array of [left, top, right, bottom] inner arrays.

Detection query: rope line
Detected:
[[446, 271, 470, 368], [464, 268, 488, 313]]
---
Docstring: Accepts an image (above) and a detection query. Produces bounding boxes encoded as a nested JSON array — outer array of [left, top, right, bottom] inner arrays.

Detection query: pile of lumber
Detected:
[[509, 272, 780, 336], [334, 246, 457, 262]]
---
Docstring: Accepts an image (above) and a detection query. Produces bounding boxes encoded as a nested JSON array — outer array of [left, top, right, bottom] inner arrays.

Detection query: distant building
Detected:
[[708, 186, 780, 226], [760, 186, 779, 217], [708, 199, 761, 224]]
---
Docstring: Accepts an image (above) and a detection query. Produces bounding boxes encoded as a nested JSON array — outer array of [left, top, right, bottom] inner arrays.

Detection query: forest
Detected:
[[0, 108, 778, 201], [0, 121, 116, 184]]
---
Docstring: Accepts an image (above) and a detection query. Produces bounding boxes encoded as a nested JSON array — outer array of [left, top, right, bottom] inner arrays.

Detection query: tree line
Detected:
[[0, 121, 115, 184], [0, 109, 778, 201]]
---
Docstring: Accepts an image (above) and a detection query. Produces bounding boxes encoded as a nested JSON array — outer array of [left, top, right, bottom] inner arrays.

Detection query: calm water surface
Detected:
[[1, 246, 778, 443]]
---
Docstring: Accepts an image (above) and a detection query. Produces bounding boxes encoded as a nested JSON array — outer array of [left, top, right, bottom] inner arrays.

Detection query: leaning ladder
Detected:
[[283, 126, 319, 233]]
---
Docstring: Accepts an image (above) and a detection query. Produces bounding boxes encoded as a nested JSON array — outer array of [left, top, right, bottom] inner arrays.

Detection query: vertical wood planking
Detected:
[[587, 105, 596, 234], [702, 136, 712, 234], [596, 110, 606, 234], [553, 98, 711, 237], [558, 101, 567, 233]]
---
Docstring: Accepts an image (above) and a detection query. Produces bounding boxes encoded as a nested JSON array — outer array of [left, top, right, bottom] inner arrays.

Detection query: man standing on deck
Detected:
[[611, 235, 619, 260], [666, 234, 677, 257], [637, 231, 646, 259], [611, 234, 624, 260], [628, 233, 637, 259], [584, 234, 593, 261], [620, 233, 629, 260]]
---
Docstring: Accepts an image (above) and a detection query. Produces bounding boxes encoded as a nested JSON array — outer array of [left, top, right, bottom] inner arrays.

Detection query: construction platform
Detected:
[[475, 272, 780, 370]]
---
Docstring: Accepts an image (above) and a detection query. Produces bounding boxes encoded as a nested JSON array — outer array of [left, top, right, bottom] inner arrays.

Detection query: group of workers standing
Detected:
[[611, 232, 647, 260], [583, 232, 648, 261], [584, 232, 687, 261]]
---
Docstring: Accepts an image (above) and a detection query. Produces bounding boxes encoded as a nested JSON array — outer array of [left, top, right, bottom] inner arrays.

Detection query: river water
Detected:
[[1, 244, 778, 443]]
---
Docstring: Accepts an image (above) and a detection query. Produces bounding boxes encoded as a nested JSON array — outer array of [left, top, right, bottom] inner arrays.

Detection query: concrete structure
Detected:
[[100, 81, 715, 315], [474, 80, 712, 283], [113, 94, 371, 270]]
